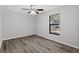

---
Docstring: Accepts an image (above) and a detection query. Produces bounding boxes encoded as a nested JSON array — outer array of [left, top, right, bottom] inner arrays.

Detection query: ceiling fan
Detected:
[[21, 5, 44, 15]]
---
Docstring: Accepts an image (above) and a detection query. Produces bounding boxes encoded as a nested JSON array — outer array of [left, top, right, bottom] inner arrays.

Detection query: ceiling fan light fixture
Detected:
[[30, 11, 37, 15]]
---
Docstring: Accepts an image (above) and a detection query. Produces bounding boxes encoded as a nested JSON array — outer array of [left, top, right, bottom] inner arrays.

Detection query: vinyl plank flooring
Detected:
[[0, 35, 70, 53]]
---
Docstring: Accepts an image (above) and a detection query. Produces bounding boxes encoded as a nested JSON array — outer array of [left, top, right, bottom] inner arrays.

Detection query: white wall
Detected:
[[0, 7, 2, 47], [36, 6, 79, 49], [0, 8, 1, 39], [2, 9, 35, 40]]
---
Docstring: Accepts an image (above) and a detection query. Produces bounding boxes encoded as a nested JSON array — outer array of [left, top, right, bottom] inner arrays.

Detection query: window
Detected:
[[49, 13, 60, 35]]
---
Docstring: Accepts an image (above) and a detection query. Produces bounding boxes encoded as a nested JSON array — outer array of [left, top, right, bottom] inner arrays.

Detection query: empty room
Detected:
[[0, 5, 79, 53]]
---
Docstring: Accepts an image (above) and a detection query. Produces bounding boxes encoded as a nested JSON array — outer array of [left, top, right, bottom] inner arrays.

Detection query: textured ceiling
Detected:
[[0, 5, 62, 15]]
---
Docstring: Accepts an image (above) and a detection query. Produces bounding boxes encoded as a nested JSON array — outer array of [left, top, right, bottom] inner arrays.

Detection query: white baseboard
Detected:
[[36, 34, 79, 49], [2, 34, 35, 40], [0, 34, 35, 49], [51, 39, 79, 49]]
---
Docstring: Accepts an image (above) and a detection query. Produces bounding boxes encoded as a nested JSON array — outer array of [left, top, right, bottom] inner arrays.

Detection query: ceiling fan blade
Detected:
[[28, 11, 31, 13], [36, 11, 39, 14], [21, 8, 30, 10], [36, 9, 44, 11]]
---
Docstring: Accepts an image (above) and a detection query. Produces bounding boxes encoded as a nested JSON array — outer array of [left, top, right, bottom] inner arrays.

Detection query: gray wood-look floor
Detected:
[[0, 35, 69, 53]]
